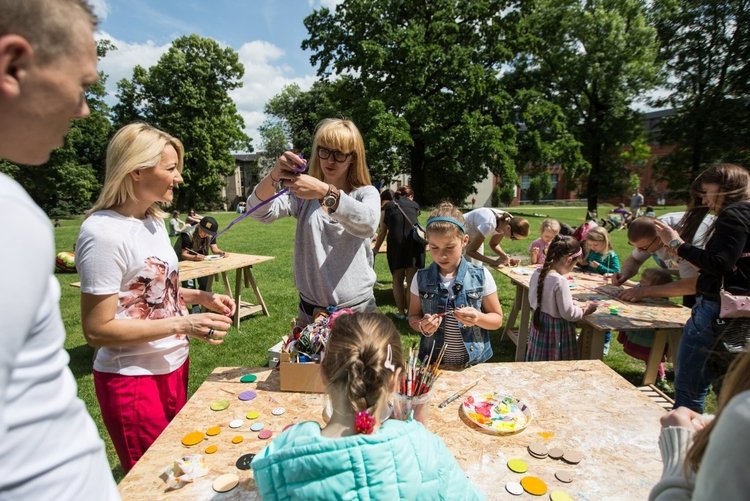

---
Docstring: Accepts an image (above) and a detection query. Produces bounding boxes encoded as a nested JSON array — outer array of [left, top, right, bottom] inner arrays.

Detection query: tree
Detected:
[[113, 34, 251, 210], [507, 0, 661, 214], [526, 172, 553, 204], [302, 0, 519, 205], [650, 0, 750, 192], [257, 119, 291, 174], [0, 39, 114, 217]]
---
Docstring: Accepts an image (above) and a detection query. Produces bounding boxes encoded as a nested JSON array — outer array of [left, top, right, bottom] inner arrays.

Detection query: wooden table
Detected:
[[179, 253, 274, 328], [498, 266, 691, 385], [118, 361, 667, 500]]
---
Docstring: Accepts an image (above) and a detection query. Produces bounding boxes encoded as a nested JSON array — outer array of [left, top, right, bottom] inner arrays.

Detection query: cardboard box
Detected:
[[267, 341, 284, 367], [279, 352, 326, 393]]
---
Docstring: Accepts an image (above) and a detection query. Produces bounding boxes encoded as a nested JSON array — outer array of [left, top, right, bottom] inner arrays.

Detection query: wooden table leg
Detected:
[[643, 329, 670, 386], [246, 266, 270, 316], [515, 291, 531, 362], [667, 329, 682, 373], [502, 283, 522, 344]]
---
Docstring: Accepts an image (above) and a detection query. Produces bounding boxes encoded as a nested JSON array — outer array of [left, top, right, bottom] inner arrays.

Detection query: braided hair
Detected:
[[321, 312, 405, 419], [533, 235, 582, 330]]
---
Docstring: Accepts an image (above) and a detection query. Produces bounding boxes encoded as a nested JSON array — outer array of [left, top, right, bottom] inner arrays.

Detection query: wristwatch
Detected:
[[668, 238, 683, 250], [320, 184, 340, 212]]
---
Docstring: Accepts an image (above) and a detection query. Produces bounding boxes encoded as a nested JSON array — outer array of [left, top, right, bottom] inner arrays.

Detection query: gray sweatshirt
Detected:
[[248, 185, 380, 309]]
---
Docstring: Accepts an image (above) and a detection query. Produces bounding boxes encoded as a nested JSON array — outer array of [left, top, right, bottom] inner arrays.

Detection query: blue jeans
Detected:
[[673, 296, 720, 412]]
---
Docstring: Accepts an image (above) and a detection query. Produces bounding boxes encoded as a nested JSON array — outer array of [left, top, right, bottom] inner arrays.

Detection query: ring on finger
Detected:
[[207, 328, 217, 340]]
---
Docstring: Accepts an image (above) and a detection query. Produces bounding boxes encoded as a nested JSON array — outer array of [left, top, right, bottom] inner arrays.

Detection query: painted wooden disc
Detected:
[[520, 476, 548, 496], [204, 445, 218, 454], [505, 481, 524, 496], [206, 426, 221, 436], [555, 471, 574, 483], [562, 450, 583, 464], [550, 490, 574, 501], [548, 447, 564, 459], [240, 374, 257, 383], [507, 459, 528, 473], [212, 473, 239, 493], [210, 399, 229, 411], [231, 435, 244, 444], [246, 410, 260, 419], [181, 431, 204, 446]]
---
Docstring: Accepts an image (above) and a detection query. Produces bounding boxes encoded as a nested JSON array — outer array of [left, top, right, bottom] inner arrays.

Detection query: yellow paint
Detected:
[[550, 490, 573, 501], [210, 399, 229, 411], [206, 426, 221, 436], [181, 431, 204, 446], [507, 459, 528, 473], [246, 410, 260, 419], [205, 444, 218, 454], [231, 435, 244, 444], [537, 430, 555, 440], [521, 476, 548, 496]]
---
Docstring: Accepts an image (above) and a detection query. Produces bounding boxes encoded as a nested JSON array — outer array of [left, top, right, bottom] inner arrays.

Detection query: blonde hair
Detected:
[[308, 119, 371, 188], [0, 0, 97, 63], [585, 226, 612, 251], [88, 123, 185, 219], [426, 202, 465, 239], [321, 312, 404, 420], [540, 218, 561, 235]]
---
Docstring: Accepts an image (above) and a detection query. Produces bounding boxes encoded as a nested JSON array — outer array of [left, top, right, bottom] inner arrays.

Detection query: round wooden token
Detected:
[[554, 471, 573, 483], [505, 481, 524, 496], [229, 419, 244, 429], [562, 450, 583, 465], [507, 459, 528, 473], [521, 476, 548, 496], [231, 435, 244, 444], [235, 453, 256, 470], [246, 410, 260, 420], [212, 473, 239, 493], [206, 426, 221, 436], [528, 442, 549, 458], [210, 399, 229, 411], [548, 447, 564, 460], [240, 374, 257, 383], [181, 431, 204, 446], [258, 429, 273, 440], [549, 490, 573, 501], [204, 444, 218, 454], [250, 422, 264, 432], [272, 407, 286, 416], [238, 390, 256, 401]]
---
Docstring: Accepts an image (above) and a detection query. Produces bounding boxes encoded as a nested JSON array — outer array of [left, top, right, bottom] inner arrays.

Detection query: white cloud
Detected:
[[95, 33, 317, 148], [96, 31, 170, 92], [88, 0, 110, 20], [231, 41, 317, 147]]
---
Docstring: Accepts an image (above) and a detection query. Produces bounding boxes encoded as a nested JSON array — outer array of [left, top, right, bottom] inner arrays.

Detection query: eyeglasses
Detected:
[[317, 146, 352, 163], [629, 235, 660, 252]]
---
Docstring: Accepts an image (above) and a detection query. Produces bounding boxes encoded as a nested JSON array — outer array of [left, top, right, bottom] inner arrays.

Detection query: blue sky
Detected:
[[91, 0, 341, 147]]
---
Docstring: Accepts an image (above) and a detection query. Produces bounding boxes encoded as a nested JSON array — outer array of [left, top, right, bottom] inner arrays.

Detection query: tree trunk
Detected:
[[409, 139, 427, 205], [586, 142, 602, 218]]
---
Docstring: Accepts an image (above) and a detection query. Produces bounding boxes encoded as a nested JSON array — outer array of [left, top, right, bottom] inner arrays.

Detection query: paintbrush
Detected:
[[438, 378, 481, 408]]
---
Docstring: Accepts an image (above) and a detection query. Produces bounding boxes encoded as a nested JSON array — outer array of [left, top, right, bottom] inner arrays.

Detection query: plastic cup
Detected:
[[391, 391, 432, 424]]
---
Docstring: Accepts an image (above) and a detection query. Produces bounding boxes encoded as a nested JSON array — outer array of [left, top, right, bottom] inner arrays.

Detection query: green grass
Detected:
[[54, 204, 712, 481]]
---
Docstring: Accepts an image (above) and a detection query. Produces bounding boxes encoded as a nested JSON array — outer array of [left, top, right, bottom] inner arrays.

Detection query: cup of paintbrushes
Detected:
[[391, 390, 432, 424]]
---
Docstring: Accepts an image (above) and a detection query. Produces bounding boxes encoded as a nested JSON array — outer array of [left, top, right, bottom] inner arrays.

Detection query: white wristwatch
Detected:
[[668, 238, 683, 250]]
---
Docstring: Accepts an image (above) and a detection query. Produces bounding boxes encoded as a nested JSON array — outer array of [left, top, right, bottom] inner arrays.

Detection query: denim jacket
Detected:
[[415, 257, 492, 366]]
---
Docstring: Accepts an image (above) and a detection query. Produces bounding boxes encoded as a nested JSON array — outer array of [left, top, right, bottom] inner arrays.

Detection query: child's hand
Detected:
[[590, 260, 600, 269], [530, 248, 539, 263], [508, 257, 520, 267], [583, 302, 598, 315], [419, 313, 443, 336], [453, 307, 480, 327]]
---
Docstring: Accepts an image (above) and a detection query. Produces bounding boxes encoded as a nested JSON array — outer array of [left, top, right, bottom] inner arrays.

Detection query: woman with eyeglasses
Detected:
[[247, 118, 380, 325], [652, 164, 750, 413], [463, 207, 530, 267]]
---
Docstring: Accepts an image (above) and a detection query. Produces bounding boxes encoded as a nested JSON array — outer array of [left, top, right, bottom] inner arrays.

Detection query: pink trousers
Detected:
[[94, 358, 189, 472]]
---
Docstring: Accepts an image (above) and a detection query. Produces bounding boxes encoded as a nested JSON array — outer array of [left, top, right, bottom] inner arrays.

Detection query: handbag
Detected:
[[719, 253, 750, 319], [707, 317, 750, 377], [394, 201, 428, 247]]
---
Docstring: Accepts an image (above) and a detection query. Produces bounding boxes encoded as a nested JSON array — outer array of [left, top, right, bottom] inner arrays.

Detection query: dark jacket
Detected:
[[678, 201, 750, 299]]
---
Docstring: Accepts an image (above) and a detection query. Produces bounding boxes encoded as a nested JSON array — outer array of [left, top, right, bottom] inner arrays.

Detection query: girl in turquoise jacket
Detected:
[[251, 312, 484, 500]]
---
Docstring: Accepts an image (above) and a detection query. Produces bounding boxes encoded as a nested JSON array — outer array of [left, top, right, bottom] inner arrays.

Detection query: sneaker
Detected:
[[394, 313, 407, 321]]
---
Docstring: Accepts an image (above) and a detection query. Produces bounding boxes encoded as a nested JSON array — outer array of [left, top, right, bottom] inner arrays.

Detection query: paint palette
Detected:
[[461, 392, 532, 434]]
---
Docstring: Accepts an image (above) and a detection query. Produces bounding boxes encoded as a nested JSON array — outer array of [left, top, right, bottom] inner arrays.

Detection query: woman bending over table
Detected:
[[248, 118, 380, 325], [76, 123, 235, 472]]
